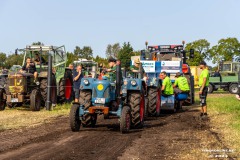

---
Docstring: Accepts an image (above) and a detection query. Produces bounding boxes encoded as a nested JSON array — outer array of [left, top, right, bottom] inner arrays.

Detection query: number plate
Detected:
[[11, 98, 18, 102], [95, 98, 105, 104]]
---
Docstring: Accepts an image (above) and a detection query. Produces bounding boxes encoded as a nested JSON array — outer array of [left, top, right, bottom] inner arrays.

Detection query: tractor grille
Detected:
[[92, 87, 110, 98]]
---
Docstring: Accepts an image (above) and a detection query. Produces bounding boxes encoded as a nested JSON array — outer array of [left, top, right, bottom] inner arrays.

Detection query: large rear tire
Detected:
[[0, 89, 6, 111], [120, 106, 131, 134], [147, 88, 161, 116], [58, 77, 74, 103], [30, 89, 41, 111], [128, 92, 144, 128], [79, 90, 93, 127], [69, 104, 81, 132], [40, 75, 57, 106]]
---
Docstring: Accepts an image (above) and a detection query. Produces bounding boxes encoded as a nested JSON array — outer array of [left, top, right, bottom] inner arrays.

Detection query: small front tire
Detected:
[[70, 104, 81, 132]]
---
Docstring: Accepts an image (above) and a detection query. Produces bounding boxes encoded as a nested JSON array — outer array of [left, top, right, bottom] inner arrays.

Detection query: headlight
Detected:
[[131, 80, 137, 86], [83, 79, 89, 85], [36, 81, 40, 85]]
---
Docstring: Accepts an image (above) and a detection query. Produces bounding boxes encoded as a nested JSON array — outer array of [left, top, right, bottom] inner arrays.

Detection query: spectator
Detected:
[[199, 61, 210, 118], [73, 65, 83, 102], [34, 53, 46, 65]]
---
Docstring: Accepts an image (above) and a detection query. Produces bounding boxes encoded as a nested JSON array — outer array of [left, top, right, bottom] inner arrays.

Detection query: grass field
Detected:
[[0, 104, 71, 131]]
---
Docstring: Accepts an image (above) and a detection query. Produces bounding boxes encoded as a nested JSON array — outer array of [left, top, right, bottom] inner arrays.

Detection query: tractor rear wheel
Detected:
[[0, 89, 6, 111], [147, 88, 161, 116], [120, 106, 131, 134], [40, 75, 57, 106], [79, 90, 93, 127], [128, 92, 144, 128], [69, 104, 81, 131], [61, 70, 74, 103], [229, 83, 238, 94], [30, 89, 41, 111]]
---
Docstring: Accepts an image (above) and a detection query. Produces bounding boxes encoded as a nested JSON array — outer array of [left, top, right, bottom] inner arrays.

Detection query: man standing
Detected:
[[199, 61, 209, 117], [73, 65, 83, 102], [173, 72, 190, 94], [160, 71, 174, 96]]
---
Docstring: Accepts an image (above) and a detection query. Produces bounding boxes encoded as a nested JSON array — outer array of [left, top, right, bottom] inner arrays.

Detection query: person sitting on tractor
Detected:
[[34, 53, 46, 65], [130, 58, 147, 81], [21, 57, 38, 80], [173, 72, 190, 94], [159, 71, 174, 96], [105, 57, 117, 81]]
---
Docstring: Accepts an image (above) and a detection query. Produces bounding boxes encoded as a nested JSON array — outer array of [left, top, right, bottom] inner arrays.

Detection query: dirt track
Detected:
[[0, 106, 238, 160]]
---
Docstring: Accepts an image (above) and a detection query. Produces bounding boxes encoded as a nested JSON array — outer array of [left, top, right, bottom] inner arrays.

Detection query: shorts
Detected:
[[199, 86, 208, 106], [74, 88, 80, 99]]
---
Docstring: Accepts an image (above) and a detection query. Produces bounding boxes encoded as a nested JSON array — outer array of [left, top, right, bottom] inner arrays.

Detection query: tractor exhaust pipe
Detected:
[[116, 63, 121, 98], [46, 54, 52, 111]]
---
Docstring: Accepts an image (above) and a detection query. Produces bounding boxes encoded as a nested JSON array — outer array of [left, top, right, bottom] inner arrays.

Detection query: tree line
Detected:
[[0, 37, 239, 69]]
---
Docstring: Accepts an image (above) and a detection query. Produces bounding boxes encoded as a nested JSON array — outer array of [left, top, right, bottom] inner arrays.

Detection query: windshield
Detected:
[[222, 64, 231, 72]]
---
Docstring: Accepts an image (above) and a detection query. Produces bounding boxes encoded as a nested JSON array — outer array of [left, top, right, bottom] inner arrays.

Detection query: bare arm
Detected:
[[161, 85, 165, 91], [74, 72, 81, 81]]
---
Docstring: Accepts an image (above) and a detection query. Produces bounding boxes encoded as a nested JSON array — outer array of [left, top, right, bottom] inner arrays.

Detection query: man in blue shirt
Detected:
[[73, 65, 84, 102]]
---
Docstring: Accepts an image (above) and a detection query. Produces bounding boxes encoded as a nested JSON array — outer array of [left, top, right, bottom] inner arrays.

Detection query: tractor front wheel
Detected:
[[79, 90, 93, 127], [30, 89, 41, 111], [0, 89, 6, 111], [69, 104, 81, 132], [120, 106, 131, 134]]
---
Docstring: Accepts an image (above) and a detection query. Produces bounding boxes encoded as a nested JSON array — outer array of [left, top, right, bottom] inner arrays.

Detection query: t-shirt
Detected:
[[73, 70, 84, 89], [108, 65, 117, 81], [162, 76, 174, 95], [174, 77, 190, 91], [199, 69, 209, 87], [22, 63, 36, 74], [129, 65, 145, 77]]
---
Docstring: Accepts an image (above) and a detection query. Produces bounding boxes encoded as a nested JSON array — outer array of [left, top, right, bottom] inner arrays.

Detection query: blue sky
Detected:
[[0, 0, 240, 59]]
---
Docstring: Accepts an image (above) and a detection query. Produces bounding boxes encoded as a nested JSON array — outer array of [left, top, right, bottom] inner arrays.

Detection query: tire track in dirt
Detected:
[[0, 116, 140, 160]]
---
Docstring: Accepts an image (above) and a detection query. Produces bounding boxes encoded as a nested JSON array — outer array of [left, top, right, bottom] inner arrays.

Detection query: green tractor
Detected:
[[0, 45, 73, 111]]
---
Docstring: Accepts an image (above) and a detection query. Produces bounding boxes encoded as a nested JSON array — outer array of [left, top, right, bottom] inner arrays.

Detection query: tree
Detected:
[[5, 54, 24, 68], [117, 42, 133, 69], [74, 46, 93, 59], [93, 55, 108, 67], [0, 52, 7, 68], [210, 37, 240, 64], [185, 39, 210, 66], [105, 43, 121, 58], [66, 52, 78, 66]]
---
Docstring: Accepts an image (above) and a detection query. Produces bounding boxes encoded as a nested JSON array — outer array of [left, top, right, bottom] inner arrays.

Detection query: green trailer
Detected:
[[208, 62, 240, 94]]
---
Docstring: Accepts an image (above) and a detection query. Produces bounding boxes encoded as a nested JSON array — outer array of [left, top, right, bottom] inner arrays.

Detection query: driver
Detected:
[[21, 57, 38, 80], [130, 58, 147, 81], [34, 53, 46, 65]]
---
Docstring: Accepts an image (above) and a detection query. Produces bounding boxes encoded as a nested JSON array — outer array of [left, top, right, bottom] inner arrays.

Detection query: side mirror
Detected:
[[190, 49, 194, 58], [15, 48, 18, 55]]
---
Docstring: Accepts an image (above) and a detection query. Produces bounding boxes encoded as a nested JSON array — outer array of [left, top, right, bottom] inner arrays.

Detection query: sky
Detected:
[[0, 0, 240, 60]]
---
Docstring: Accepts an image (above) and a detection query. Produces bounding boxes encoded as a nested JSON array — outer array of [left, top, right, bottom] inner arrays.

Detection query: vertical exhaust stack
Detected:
[[46, 54, 52, 111], [138, 63, 143, 79], [116, 63, 121, 98]]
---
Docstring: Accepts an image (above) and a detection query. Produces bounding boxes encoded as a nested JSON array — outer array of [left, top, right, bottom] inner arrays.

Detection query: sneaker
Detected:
[[200, 113, 204, 117]]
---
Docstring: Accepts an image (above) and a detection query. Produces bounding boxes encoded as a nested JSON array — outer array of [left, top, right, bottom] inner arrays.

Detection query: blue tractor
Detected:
[[133, 42, 195, 113], [69, 64, 145, 133]]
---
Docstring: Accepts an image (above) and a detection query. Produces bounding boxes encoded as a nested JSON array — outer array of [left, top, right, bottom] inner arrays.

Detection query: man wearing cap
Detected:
[[199, 61, 209, 118], [159, 71, 174, 96], [173, 72, 190, 94], [130, 58, 147, 81], [106, 57, 117, 81]]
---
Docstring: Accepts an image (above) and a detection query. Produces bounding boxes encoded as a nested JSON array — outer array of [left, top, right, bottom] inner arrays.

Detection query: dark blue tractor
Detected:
[[69, 64, 145, 133]]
